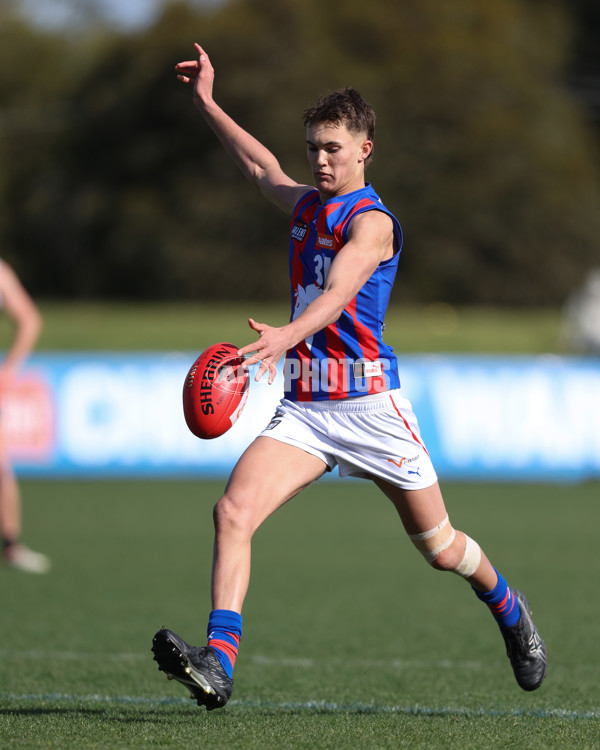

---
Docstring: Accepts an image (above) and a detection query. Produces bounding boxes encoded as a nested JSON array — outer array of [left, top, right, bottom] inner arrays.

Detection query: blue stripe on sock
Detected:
[[473, 568, 521, 629], [207, 609, 243, 678]]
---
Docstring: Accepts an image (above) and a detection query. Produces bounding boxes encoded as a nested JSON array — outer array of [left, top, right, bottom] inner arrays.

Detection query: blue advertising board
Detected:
[[6, 352, 600, 482]]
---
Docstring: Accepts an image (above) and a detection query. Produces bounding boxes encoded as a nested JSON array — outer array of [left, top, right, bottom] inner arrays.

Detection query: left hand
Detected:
[[237, 318, 292, 384]]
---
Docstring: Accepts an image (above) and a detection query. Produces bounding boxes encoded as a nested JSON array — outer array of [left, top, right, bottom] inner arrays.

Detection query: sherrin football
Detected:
[[183, 342, 249, 439]]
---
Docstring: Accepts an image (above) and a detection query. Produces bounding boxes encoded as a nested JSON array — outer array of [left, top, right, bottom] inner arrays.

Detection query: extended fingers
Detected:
[[237, 341, 261, 357], [238, 323, 267, 356], [266, 360, 278, 384], [175, 43, 211, 81], [194, 43, 213, 70], [240, 351, 261, 367], [238, 319, 280, 383], [237, 349, 278, 384], [254, 358, 278, 384], [175, 59, 199, 71], [174, 60, 198, 85]]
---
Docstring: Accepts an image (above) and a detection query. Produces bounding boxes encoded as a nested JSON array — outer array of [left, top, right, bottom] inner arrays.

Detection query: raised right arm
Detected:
[[175, 43, 311, 214]]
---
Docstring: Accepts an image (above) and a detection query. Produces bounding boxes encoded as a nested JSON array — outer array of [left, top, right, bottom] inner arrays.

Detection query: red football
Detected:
[[183, 342, 250, 439]]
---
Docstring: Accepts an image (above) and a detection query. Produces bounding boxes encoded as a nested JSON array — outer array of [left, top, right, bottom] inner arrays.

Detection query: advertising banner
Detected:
[[7, 353, 600, 482]]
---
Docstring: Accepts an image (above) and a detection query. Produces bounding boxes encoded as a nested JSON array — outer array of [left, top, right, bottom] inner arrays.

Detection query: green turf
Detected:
[[23, 302, 566, 354], [1, 479, 598, 748]]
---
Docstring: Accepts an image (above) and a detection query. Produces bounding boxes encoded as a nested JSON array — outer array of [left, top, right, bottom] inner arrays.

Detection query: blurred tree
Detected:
[[1, 0, 599, 306], [559, 0, 600, 125], [0, 5, 97, 289]]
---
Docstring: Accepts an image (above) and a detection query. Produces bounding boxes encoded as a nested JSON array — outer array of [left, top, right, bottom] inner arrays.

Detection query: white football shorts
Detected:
[[259, 389, 438, 490]]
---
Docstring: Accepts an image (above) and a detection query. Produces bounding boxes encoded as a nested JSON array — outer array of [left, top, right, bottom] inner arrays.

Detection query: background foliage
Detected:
[[1, 0, 599, 306]]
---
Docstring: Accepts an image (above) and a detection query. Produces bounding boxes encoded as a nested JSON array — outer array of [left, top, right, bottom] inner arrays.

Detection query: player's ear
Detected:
[[359, 140, 373, 163]]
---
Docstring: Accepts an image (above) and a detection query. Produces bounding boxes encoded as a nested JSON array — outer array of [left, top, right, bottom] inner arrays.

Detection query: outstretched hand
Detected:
[[174, 42, 215, 107], [237, 318, 293, 385]]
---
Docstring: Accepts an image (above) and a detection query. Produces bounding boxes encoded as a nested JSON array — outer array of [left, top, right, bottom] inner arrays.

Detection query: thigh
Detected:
[[374, 477, 449, 535], [223, 435, 328, 528]]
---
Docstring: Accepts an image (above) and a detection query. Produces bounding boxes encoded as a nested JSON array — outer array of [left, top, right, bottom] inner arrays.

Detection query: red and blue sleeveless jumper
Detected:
[[285, 184, 403, 402]]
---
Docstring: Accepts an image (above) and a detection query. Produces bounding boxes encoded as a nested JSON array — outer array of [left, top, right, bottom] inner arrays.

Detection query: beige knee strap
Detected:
[[408, 517, 482, 578], [453, 534, 482, 579], [408, 514, 456, 564]]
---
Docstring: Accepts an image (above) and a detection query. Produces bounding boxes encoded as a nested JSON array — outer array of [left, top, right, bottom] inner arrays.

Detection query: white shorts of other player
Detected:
[[260, 389, 438, 491]]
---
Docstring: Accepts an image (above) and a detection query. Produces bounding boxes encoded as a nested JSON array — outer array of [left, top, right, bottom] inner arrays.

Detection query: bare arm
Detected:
[[175, 44, 311, 214], [238, 211, 395, 382], [0, 262, 42, 383]]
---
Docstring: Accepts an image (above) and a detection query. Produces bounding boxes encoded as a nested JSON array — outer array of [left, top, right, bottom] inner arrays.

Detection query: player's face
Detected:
[[306, 122, 372, 199]]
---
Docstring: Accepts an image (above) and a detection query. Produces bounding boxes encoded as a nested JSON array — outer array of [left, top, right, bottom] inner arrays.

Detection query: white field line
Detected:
[[0, 649, 482, 670], [0, 649, 146, 662], [0, 692, 598, 720]]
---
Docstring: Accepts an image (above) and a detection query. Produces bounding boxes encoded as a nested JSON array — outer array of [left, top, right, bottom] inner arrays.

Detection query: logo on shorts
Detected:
[[387, 457, 406, 468], [408, 468, 422, 477], [264, 410, 284, 431], [387, 455, 419, 469]]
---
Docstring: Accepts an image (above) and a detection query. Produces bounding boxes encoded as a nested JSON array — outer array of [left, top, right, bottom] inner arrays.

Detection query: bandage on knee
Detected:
[[408, 517, 481, 578], [453, 533, 481, 579], [408, 514, 456, 564]]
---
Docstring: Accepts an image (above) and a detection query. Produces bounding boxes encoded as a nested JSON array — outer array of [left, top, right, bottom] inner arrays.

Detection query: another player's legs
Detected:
[[0, 454, 50, 574], [375, 478, 547, 691], [152, 437, 327, 708]]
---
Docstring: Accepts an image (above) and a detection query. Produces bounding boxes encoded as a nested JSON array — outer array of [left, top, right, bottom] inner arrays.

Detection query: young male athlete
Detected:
[[0, 259, 50, 574], [152, 43, 547, 709]]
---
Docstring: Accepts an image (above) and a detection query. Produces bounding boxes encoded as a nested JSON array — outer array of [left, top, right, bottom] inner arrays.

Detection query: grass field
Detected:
[[1, 478, 598, 748], [1, 304, 593, 746], [26, 302, 566, 355]]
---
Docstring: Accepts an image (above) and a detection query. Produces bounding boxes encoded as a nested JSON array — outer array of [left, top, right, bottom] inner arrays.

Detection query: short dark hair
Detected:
[[303, 87, 376, 159]]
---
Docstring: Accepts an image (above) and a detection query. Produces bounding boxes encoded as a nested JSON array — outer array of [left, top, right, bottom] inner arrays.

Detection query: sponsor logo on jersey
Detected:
[[353, 360, 384, 379], [317, 233, 336, 249], [291, 220, 308, 242]]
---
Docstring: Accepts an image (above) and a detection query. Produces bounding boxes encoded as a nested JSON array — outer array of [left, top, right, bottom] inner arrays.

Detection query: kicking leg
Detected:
[[152, 436, 327, 709], [211, 436, 328, 612]]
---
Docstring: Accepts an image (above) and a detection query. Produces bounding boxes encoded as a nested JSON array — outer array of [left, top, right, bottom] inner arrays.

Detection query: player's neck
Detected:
[[318, 178, 367, 203]]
